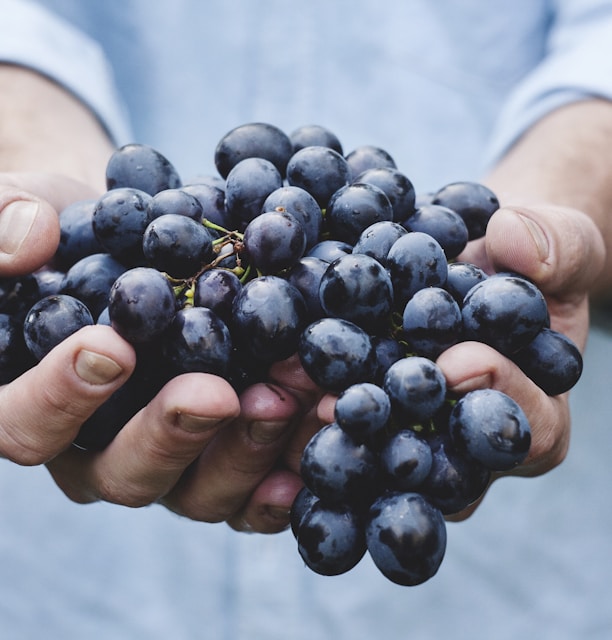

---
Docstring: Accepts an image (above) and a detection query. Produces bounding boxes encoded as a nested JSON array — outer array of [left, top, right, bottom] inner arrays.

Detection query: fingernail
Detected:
[[448, 373, 492, 395], [517, 213, 549, 261], [177, 413, 226, 434], [0, 200, 40, 254], [248, 420, 289, 444], [75, 349, 124, 385]]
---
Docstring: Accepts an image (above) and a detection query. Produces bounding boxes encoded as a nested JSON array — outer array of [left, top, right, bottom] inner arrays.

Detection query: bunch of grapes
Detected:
[[1, 122, 583, 586]]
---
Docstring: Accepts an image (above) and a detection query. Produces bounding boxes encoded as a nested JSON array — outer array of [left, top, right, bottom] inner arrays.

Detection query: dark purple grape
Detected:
[[286, 145, 351, 208], [193, 268, 242, 324], [352, 220, 408, 267], [510, 327, 583, 396], [296, 500, 366, 576], [108, 267, 177, 344], [445, 261, 488, 305], [366, 491, 446, 586], [386, 231, 448, 310], [370, 336, 407, 385], [214, 122, 293, 179], [243, 209, 306, 274], [284, 256, 328, 320], [23, 294, 93, 361], [354, 167, 416, 223], [334, 382, 391, 444], [401, 286, 462, 359], [326, 183, 394, 245], [160, 306, 233, 377], [262, 185, 323, 249], [92, 187, 153, 265], [183, 174, 226, 192], [224, 157, 283, 230], [55, 199, 104, 270], [181, 183, 232, 229], [431, 181, 499, 240], [319, 253, 393, 333], [383, 356, 446, 426], [290, 485, 319, 538], [300, 422, 379, 507], [231, 275, 307, 364], [403, 204, 468, 259], [345, 145, 396, 181], [60, 253, 127, 320], [306, 239, 353, 263], [420, 432, 491, 515], [0, 313, 35, 383], [449, 388, 531, 471], [142, 213, 214, 279], [461, 274, 549, 356], [147, 188, 204, 222], [105, 143, 182, 195], [380, 430, 433, 491], [298, 317, 375, 393], [33, 268, 64, 299], [289, 124, 343, 155]]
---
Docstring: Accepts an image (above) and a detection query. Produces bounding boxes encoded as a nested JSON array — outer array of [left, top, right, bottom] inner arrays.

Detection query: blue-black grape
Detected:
[[306, 239, 353, 263], [380, 429, 433, 491], [0, 313, 35, 383], [181, 183, 233, 229], [345, 145, 396, 181], [289, 124, 344, 155], [193, 268, 243, 324], [147, 188, 204, 222], [55, 199, 104, 270], [352, 220, 408, 267], [445, 261, 488, 304], [354, 166, 416, 223], [334, 382, 391, 444], [284, 256, 328, 320], [403, 204, 468, 259]]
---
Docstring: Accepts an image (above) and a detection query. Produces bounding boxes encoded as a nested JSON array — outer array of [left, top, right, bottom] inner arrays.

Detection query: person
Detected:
[[0, 0, 611, 637]]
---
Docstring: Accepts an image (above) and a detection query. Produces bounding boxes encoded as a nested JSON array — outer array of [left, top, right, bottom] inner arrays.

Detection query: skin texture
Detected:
[[0, 65, 609, 531]]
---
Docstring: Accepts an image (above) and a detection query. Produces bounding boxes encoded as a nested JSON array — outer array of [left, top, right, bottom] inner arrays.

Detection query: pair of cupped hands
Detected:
[[0, 171, 605, 532]]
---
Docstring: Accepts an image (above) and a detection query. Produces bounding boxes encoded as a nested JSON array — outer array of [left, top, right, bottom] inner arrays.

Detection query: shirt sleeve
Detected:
[[484, 0, 612, 167], [0, 0, 132, 145]]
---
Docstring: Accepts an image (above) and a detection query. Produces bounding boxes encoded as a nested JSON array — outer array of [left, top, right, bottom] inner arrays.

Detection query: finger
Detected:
[[0, 325, 135, 465], [226, 469, 304, 533], [437, 341, 569, 477], [161, 382, 301, 524], [268, 352, 323, 409], [47, 373, 241, 506]]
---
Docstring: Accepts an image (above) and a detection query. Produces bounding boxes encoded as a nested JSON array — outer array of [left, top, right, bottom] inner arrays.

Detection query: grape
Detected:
[[290, 485, 319, 537], [352, 220, 408, 267], [354, 167, 416, 223], [334, 382, 391, 444], [23, 294, 94, 361], [108, 267, 177, 344], [445, 261, 488, 304], [0, 274, 40, 321], [366, 491, 446, 587], [55, 199, 104, 270], [147, 188, 204, 222], [181, 183, 232, 229], [105, 143, 182, 195], [380, 430, 433, 491], [0, 313, 35, 383], [403, 203, 469, 259], [289, 124, 344, 155], [306, 239, 353, 263], [284, 256, 328, 320], [345, 145, 396, 180], [193, 268, 243, 324]]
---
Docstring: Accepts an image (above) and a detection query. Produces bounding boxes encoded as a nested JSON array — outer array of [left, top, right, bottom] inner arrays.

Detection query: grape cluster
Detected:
[[1, 122, 583, 585]]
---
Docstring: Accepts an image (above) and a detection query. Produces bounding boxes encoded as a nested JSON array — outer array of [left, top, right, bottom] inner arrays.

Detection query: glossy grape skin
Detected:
[[449, 388, 531, 471], [108, 267, 177, 344], [380, 430, 433, 491], [193, 268, 243, 324], [262, 185, 323, 249], [160, 306, 233, 377], [386, 231, 448, 310], [325, 183, 394, 245], [224, 157, 283, 230], [352, 220, 408, 267], [214, 122, 293, 179], [354, 167, 416, 224], [23, 294, 94, 361], [431, 180, 499, 240], [334, 382, 391, 444], [300, 422, 379, 508], [55, 199, 104, 270], [284, 256, 328, 320], [445, 261, 488, 305], [289, 124, 344, 155], [33, 268, 64, 299], [420, 432, 491, 515], [383, 356, 447, 426], [242, 210, 307, 274], [403, 204, 469, 260], [298, 317, 375, 393], [105, 143, 182, 195], [290, 485, 319, 537], [0, 313, 35, 383], [142, 213, 215, 279], [231, 276, 308, 364], [401, 286, 463, 359], [296, 501, 367, 577], [366, 491, 446, 587], [306, 239, 353, 263], [147, 188, 204, 222], [319, 253, 394, 333], [462, 274, 549, 356], [510, 327, 583, 396], [370, 336, 407, 386], [286, 145, 351, 208], [345, 145, 396, 181], [92, 187, 153, 265], [181, 183, 232, 229], [60, 253, 127, 320]]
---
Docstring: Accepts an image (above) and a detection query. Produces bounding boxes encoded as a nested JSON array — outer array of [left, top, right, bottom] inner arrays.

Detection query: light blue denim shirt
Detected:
[[1, 1, 612, 639]]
